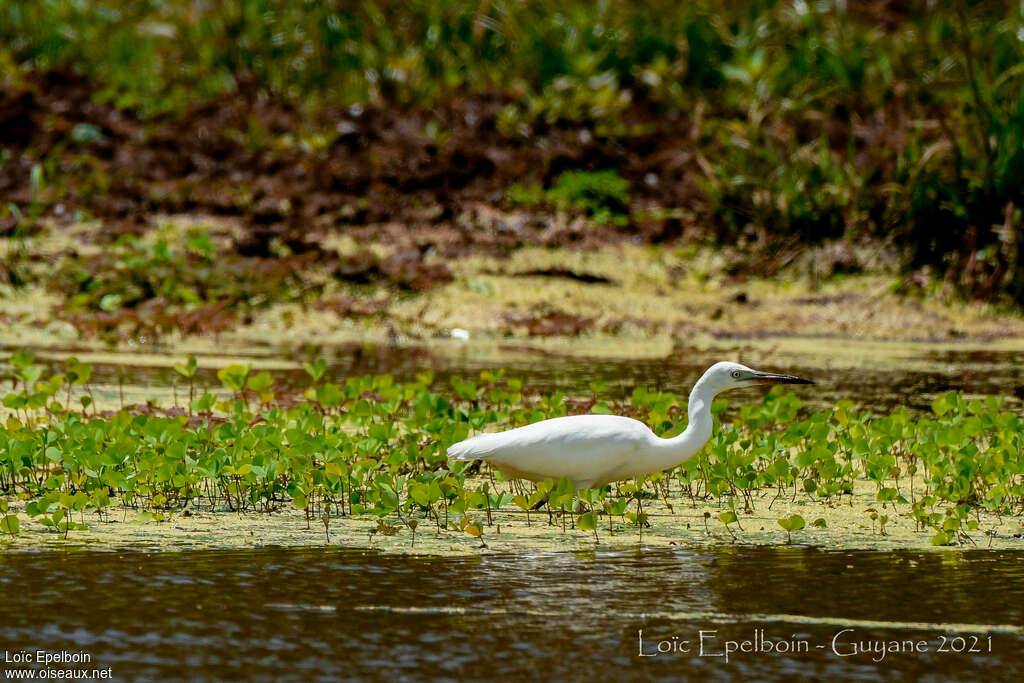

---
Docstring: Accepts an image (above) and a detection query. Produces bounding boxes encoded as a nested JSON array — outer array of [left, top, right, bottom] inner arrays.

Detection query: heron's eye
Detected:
[[731, 370, 741, 379]]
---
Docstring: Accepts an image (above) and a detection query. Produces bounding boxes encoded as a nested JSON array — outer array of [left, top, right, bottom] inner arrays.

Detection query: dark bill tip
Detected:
[[752, 372, 814, 385]]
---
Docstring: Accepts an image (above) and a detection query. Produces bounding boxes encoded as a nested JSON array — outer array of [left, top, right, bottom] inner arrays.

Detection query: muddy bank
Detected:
[[0, 70, 694, 256], [0, 67, 716, 341]]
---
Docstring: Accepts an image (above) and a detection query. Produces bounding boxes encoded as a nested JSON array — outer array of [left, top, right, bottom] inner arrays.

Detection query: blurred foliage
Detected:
[[0, 0, 725, 114], [507, 169, 630, 224], [1, 0, 1023, 302], [548, 170, 630, 222], [53, 229, 310, 308]]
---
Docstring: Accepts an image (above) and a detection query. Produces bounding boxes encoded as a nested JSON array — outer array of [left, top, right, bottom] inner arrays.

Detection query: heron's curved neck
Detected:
[[644, 377, 716, 472]]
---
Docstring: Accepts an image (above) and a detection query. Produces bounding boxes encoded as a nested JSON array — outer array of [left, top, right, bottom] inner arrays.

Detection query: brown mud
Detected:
[[0, 69, 701, 257]]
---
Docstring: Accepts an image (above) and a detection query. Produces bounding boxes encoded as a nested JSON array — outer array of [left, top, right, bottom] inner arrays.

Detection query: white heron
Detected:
[[447, 362, 811, 499]]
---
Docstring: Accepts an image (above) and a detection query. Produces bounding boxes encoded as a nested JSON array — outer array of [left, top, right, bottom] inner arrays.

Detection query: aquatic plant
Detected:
[[777, 514, 806, 544], [1, 351, 1023, 549], [0, 499, 19, 536]]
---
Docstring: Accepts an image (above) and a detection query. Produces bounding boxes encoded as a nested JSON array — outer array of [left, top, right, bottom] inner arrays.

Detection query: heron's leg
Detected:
[[530, 491, 551, 511]]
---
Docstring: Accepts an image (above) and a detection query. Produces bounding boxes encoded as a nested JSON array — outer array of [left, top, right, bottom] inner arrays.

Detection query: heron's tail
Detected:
[[446, 433, 502, 461]]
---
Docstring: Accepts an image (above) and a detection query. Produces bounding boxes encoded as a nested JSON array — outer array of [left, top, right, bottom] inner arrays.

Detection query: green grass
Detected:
[[0, 0, 724, 115], [1, 352, 1022, 548], [507, 169, 630, 225]]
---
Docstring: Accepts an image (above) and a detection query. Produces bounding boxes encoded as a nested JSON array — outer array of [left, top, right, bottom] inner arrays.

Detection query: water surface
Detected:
[[27, 337, 1024, 415], [1, 547, 1021, 681]]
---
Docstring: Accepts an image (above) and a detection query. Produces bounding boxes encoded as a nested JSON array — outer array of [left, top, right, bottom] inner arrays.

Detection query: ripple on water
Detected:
[[1, 547, 1022, 681]]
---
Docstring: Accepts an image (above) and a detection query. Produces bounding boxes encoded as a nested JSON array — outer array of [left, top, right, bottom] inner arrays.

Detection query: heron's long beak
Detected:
[[751, 372, 813, 385]]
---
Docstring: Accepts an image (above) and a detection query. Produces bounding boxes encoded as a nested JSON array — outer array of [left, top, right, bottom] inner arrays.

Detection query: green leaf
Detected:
[[303, 359, 327, 383], [25, 501, 48, 517], [315, 383, 343, 408], [778, 514, 805, 532], [193, 393, 216, 412], [10, 349, 34, 368], [877, 487, 899, 502], [1, 515, 19, 536], [2, 393, 27, 410], [19, 365, 43, 385], [246, 371, 274, 392], [217, 364, 250, 392], [409, 485, 430, 507], [578, 511, 597, 531], [66, 357, 93, 384], [174, 356, 198, 378]]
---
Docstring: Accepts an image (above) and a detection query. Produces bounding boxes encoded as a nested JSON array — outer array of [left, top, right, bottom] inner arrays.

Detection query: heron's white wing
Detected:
[[447, 414, 654, 486]]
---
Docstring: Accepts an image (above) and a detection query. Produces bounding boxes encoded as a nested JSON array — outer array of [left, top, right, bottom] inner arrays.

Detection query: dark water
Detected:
[[39, 341, 1024, 414], [1, 548, 1022, 681]]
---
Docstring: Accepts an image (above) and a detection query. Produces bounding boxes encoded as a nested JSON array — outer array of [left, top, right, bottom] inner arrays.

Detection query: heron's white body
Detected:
[[447, 361, 808, 490], [447, 413, 710, 490]]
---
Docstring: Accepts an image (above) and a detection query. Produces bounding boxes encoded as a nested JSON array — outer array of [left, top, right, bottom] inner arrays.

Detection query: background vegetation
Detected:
[[1, 0, 1023, 306]]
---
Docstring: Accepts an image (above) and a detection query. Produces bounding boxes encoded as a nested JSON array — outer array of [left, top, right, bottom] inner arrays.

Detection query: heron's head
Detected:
[[701, 361, 813, 395]]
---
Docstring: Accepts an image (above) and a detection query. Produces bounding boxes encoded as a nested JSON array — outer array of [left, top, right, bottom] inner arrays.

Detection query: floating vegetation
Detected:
[[1, 350, 1023, 552]]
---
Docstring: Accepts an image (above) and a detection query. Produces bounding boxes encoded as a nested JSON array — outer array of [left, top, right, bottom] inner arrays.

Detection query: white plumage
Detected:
[[447, 361, 811, 491]]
